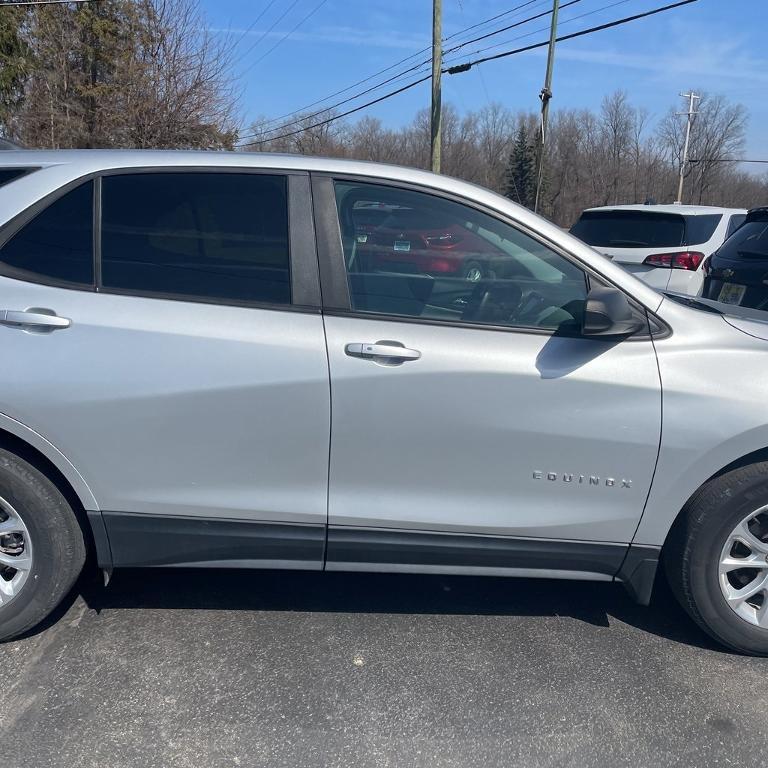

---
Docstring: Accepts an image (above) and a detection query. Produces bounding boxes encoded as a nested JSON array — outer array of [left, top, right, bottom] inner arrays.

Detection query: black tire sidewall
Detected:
[[0, 452, 84, 640], [687, 472, 768, 654]]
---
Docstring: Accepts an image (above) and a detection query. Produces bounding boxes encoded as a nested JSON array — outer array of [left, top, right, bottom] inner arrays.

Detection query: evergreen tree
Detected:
[[12, 0, 237, 149], [0, 7, 29, 139], [504, 124, 537, 209]]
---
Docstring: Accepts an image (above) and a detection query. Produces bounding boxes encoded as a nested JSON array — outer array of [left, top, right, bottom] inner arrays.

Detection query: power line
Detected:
[[690, 158, 768, 164], [238, 0, 580, 142], [446, 0, 697, 73], [441, 0, 631, 66], [250, 0, 330, 65], [240, 0, 699, 148], [230, 0, 282, 51], [443, 0, 582, 56], [240, 75, 432, 147], [232, 0, 304, 66], [244, 0, 556, 134]]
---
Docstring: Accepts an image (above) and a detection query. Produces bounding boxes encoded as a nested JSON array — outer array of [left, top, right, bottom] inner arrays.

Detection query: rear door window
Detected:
[[0, 181, 94, 286], [101, 172, 291, 305], [571, 211, 721, 247]]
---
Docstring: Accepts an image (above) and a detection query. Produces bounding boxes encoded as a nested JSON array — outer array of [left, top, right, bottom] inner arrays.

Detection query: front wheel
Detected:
[[0, 449, 86, 642], [666, 462, 768, 655]]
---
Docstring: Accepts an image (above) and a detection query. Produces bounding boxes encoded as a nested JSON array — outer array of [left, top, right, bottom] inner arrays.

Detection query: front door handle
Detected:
[[0, 309, 71, 331], [345, 342, 421, 362]]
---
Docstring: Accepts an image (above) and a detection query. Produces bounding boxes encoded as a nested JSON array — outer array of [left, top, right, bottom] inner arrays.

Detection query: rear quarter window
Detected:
[[0, 180, 94, 286], [0, 168, 35, 188]]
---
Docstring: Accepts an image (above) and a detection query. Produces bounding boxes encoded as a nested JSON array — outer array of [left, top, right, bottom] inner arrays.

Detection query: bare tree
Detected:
[[245, 90, 764, 225], [13, 0, 238, 149], [658, 92, 747, 204]]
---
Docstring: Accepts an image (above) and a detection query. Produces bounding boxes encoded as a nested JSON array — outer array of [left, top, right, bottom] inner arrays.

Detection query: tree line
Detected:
[[247, 91, 767, 226], [1, 1, 765, 226]]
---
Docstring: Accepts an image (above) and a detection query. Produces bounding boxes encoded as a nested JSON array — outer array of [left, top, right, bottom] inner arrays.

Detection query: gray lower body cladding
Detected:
[[90, 512, 660, 604]]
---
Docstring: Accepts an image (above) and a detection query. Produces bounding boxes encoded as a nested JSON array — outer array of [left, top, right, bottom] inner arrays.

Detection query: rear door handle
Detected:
[[0, 309, 71, 331], [345, 342, 421, 361]]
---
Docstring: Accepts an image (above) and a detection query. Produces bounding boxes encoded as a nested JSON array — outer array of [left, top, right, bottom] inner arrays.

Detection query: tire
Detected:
[[462, 260, 485, 282], [665, 461, 768, 655], [0, 449, 86, 642]]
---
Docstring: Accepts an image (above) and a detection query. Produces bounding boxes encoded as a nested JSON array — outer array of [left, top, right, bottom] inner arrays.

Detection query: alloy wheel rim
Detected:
[[718, 505, 768, 628], [0, 497, 33, 608], [466, 267, 482, 282]]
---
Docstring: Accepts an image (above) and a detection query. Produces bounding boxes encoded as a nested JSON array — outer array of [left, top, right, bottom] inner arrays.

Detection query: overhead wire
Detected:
[[238, 0, 581, 142], [249, 0, 330, 65], [238, 0, 700, 147], [244, 0, 558, 134]]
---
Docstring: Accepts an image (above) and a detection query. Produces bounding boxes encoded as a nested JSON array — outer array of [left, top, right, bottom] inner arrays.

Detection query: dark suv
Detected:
[[702, 207, 768, 309]]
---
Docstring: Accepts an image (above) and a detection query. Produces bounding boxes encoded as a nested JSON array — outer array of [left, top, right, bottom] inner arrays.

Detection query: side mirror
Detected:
[[582, 286, 645, 337]]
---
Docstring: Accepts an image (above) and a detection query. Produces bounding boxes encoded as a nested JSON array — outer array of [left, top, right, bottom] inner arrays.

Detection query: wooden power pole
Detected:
[[534, 0, 560, 214], [430, 0, 442, 173]]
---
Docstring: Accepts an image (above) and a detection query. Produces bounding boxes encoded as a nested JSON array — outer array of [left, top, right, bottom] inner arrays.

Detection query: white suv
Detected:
[[571, 204, 747, 295]]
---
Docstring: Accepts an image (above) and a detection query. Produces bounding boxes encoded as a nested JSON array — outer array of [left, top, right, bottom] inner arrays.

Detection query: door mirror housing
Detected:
[[581, 286, 645, 337]]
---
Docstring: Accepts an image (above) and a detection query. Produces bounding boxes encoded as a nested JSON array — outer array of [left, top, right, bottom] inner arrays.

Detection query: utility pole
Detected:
[[430, 0, 442, 173], [675, 91, 700, 205], [534, 0, 560, 214]]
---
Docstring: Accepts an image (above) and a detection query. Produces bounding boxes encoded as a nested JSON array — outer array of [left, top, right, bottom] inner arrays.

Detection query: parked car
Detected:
[[701, 207, 768, 309], [570, 204, 746, 295], [348, 199, 504, 281], [4, 152, 768, 654]]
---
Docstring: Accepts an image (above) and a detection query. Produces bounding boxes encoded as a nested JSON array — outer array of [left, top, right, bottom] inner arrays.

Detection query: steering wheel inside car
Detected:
[[462, 282, 557, 327]]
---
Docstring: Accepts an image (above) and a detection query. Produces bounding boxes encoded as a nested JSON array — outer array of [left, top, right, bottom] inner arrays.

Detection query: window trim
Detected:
[[313, 172, 662, 340], [0, 166, 322, 313]]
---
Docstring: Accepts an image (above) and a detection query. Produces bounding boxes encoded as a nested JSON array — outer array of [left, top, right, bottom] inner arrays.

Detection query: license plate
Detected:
[[393, 240, 411, 252], [718, 282, 746, 305]]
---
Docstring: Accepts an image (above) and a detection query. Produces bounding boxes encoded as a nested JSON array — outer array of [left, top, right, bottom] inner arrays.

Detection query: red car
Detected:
[[352, 203, 504, 281]]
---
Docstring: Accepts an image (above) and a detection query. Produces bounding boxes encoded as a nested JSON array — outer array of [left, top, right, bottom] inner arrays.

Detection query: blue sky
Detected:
[[204, 0, 767, 160]]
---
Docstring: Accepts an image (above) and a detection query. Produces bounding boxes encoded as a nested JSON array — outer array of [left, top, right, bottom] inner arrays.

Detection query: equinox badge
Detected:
[[533, 471, 632, 488]]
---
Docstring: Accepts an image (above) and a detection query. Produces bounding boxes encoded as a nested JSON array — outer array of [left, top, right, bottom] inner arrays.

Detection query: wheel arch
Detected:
[[649, 445, 768, 554], [0, 417, 106, 565]]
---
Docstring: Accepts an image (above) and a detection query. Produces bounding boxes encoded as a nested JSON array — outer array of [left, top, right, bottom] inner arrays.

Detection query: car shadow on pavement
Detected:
[[66, 567, 725, 654]]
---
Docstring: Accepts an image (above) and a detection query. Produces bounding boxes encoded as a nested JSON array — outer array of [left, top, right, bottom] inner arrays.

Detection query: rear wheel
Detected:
[[0, 449, 85, 642], [666, 462, 768, 655]]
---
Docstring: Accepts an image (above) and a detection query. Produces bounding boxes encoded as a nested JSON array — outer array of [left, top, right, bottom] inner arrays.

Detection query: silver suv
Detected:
[[1, 151, 768, 654]]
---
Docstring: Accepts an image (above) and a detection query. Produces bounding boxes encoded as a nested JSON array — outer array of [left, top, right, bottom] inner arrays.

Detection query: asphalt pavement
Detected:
[[3, 568, 767, 768]]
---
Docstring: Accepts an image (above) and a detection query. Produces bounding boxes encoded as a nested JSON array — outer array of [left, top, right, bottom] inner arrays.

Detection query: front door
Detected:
[[319, 178, 661, 573]]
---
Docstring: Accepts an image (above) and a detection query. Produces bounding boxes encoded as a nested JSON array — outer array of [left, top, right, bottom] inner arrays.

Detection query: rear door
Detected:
[[0, 168, 330, 569], [316, 176, 662, 577]]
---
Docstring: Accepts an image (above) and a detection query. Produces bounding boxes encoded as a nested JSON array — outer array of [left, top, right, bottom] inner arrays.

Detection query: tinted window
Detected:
[[684, 214, 722, 245], [101, 173, 291, 305], [0, 181, 94, 285], [335, 181, 588, 332], [571, 211, 721, 247], [718, 219, 768, 260], [0, 168, 33, 187], [726, 214, 746, 238]]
